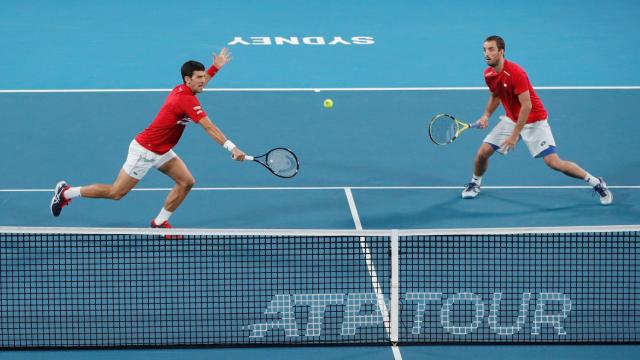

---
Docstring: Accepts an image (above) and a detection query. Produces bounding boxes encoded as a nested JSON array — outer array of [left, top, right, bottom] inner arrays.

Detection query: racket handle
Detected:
[[470, 121, 480, 129], [231, 154, 254, 161]]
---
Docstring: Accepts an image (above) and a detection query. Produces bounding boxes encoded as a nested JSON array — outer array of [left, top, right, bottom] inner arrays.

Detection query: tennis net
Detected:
[[0, 225, 638, 348]]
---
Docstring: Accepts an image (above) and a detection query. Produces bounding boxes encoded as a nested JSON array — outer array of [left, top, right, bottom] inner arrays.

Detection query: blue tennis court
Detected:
[[1, 1, 639, 359]]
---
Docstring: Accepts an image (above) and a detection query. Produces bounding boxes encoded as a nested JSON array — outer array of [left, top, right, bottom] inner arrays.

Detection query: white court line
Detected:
[[0, 86, 639, 93], [345, 188, 364, 230], [344, 187, 403, 360], [1, 185, 638, 192], [2, 225, 638, 236]]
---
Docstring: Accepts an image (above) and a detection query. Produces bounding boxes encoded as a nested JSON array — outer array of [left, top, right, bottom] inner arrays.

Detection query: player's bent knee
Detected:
[[179, 177, 196, 190], [477, 147, 493, 161], [108, 187, 131, 200], [110, 191, 128, 200]]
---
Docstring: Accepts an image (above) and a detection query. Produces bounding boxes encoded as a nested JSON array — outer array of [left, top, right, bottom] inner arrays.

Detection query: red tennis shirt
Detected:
[[135, 84, 208, 154], [484, 59, 547, 123]]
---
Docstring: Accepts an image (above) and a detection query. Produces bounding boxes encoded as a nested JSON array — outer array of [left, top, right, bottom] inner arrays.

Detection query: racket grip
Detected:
[[231, 154, 253, 161]]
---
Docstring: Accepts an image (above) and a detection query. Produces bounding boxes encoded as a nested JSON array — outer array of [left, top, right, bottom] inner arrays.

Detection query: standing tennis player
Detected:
[[461, 35, 612, 205], [50, 48, 247, 228]]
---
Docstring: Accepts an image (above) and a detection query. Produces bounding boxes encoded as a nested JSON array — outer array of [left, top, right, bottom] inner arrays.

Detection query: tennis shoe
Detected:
[[461, 182, 481, 199], [593, 177, 613, 205], [151, 220, 183, 240], [50, 181, 71, 216]]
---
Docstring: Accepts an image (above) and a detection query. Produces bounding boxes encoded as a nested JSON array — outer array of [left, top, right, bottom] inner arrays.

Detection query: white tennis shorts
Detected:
[[122, 140, 176, 180], [484, 116, 556, 158]]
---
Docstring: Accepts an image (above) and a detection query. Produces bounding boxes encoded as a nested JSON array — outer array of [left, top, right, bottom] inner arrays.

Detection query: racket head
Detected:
[[263, 147, 299, 178], [428, 113, 470, 145]]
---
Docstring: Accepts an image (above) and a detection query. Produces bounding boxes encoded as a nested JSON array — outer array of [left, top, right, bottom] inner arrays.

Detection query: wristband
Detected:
[[223, 140, 236, 151], [207, 65, 219, 77]]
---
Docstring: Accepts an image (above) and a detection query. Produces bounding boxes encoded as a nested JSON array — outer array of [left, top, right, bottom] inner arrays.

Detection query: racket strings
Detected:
[[266, 149, 298, 177], [430, 116, 457, 144]]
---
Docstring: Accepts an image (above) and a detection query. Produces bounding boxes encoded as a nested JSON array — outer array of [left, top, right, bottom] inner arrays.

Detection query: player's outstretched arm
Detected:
[[204, 48, 233, 86], [198, 116, 245, 161]]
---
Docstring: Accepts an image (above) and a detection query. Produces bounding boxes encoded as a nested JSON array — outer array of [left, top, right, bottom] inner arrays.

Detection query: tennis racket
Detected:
[[428, 113, 479, 145], [237, 147, 299, 178]]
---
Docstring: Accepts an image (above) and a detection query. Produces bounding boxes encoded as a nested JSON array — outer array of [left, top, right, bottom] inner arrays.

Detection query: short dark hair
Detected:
[[181, 60, 205, 82], [484, 35, 505, 51]]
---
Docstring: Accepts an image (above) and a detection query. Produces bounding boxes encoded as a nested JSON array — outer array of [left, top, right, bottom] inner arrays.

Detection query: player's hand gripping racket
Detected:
[[428, 113, 479, 145], [236, 147, 299, 178]]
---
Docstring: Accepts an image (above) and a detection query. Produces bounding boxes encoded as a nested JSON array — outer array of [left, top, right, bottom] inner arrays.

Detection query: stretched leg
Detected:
[[50, 170, 138, 216], [542, 153, 586, 179], [543, 153, 613, 205], [80, 169, 139, 200]]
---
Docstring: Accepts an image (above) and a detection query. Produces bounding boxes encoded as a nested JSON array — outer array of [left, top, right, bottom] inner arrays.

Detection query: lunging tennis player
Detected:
[[461, 36, 612, 205], [51, 48, 247, 228]]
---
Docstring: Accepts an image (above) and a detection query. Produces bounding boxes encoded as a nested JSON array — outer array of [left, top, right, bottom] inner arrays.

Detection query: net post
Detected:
[[390, 229, 400, 344]]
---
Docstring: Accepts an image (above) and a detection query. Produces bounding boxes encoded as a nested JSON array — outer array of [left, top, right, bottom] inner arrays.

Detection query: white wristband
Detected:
[[223, 140, 236, 152]]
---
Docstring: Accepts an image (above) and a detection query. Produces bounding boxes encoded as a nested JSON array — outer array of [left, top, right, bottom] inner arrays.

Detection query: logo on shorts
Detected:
[[540, 141, 546, 147]]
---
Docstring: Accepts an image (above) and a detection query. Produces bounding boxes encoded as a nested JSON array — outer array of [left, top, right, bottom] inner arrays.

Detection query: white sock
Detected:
[[154, 208, 173, 225], [584, 173, 600, 187], [64, 187, 82, 199], [471, 175, 483, 186]]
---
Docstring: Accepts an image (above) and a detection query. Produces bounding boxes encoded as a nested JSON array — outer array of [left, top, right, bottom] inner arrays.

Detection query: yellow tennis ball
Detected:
[[323, 99, 333, 108]]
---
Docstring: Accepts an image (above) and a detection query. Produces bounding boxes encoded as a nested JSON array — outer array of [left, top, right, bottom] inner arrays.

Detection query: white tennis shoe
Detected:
[[461, 182, 481, 199], [593, 177, 613, 205]]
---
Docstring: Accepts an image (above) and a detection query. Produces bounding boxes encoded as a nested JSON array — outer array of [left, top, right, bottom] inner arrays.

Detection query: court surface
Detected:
[[1, 1, 639, 359]]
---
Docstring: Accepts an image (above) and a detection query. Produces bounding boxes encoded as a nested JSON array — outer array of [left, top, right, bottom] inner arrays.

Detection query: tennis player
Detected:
[[50, 48, 247, 229], [461, 36, 613, 205]]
